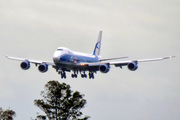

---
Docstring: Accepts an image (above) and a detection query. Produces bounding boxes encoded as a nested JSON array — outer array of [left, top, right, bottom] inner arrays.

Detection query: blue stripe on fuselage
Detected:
[[59, 54, 99, 63]]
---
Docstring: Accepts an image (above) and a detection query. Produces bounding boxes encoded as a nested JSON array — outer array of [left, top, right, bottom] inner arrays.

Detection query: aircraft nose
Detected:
[[53, 51, 61, 63], [53, 56, 60, 63]]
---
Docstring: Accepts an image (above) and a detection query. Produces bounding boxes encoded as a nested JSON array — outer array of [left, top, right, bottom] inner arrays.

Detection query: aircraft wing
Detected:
[[81, 56, 175, 67], [110, 56, 175, 67], [4, 55, 55, 66], [99, 56, 128, 61]]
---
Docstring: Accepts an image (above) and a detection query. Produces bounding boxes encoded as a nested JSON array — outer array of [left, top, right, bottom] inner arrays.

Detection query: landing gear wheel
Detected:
[[61, 72, 66, 79], [81, 73, 87, 78], [71, 74, 74, 78], [81, 74, 83, 78], [71, 73, 77, 78], [89, 72, 94, 79], [71, 70, 78, 78], [74, 74, 77, 78]]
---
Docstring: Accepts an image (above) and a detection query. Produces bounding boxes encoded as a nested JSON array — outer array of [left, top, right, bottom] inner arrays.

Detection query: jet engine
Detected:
[[99, 64, 110, 73], [38, 63, 48, 73], [128, 62, 138, 71], [20, 61, 30, 70]]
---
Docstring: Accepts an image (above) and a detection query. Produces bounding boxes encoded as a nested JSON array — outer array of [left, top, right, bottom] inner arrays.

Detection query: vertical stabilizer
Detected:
[[93, 31, 102, 56]]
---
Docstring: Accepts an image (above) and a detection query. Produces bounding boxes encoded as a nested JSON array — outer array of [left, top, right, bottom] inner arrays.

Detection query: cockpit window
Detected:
[[57, 49, 63, 51]]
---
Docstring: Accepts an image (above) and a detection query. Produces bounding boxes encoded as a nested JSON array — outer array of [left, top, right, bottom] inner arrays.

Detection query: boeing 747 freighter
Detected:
[[4, 31, 175, 79]]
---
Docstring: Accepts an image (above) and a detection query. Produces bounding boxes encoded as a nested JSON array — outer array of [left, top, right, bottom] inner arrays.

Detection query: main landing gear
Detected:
[[81, 71, 87, 78], [89, 72, 94, 79], [58, 71, 66, 79], [80, 71, 94, 79], [56, 69, 95, 79], [71, 71, 78, 78]]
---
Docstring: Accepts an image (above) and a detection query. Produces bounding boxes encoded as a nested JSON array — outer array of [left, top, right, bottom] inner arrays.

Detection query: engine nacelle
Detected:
[[128, 62, 138, 71], [20, 61, 30, 70], [38, 63, 48, 73], [99, 64, 110, 73]]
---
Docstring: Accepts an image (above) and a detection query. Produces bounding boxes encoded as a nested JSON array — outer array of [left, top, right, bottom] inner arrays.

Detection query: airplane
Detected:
[[4, 31, 175, 79]]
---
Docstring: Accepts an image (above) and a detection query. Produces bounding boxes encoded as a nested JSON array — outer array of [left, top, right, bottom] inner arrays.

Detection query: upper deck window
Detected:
[[57, 49, 63, 51]]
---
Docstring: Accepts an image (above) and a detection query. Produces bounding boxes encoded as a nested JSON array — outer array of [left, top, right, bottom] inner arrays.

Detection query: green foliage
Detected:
[[37, 115, 46, 120], [34, 80, 90, 120], [0, 107, 16, 120]]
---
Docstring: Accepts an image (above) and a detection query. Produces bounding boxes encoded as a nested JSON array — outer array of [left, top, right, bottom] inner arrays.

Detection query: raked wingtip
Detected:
[[170, 56, 176, 58], [3, 55, 8, 58], [163, 56, 175, 59]]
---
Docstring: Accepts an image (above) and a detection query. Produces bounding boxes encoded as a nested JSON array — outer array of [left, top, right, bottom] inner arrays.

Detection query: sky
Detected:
[[0, 0, 180, 119]]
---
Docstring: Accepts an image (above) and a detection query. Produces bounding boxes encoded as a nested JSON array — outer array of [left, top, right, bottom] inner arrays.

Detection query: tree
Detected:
[[34, 80, 90, 120], [0, 107, 16, 120]]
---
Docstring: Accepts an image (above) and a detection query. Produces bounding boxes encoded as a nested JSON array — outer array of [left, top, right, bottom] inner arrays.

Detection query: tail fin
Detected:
[[93, 31, 102, 56]]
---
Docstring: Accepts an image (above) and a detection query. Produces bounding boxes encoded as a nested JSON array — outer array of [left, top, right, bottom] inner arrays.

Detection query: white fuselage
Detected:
[[53, 47, 99, 70]]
